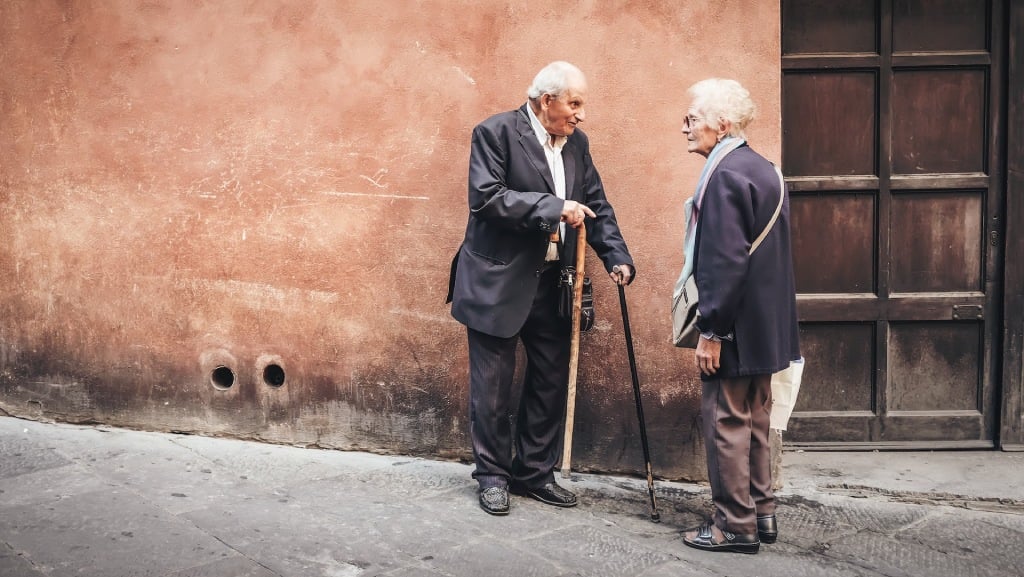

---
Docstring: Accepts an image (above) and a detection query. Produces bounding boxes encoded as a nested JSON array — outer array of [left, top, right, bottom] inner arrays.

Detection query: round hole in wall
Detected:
[[210, 366, 235, 390], [263, 364, 286, 388]]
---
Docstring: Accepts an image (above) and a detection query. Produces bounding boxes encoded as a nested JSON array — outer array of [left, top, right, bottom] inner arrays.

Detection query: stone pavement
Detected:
[[1, 416, 1023, 577]]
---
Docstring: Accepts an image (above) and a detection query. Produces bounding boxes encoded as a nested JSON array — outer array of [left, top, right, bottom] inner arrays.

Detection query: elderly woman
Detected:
[[678, 78, 800, 554]]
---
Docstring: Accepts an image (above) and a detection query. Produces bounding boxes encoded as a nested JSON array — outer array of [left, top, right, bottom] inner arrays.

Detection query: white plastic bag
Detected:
[[770, 357, 805, 431]]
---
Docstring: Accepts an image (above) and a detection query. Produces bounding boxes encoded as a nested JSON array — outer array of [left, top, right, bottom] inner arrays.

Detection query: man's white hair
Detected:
[[527, 61, 586, 100]]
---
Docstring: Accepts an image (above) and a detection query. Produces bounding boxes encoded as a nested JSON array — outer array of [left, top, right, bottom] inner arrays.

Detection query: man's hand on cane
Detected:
[[562, 200, 631, 286], [611, 264, 633, 286]]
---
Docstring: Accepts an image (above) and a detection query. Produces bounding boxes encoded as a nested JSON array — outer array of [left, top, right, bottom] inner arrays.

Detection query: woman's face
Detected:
[[682, 108, 720, 158]]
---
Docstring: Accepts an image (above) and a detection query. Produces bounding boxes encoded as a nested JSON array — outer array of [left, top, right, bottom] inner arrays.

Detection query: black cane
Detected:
[[616, 282, 660, 522]]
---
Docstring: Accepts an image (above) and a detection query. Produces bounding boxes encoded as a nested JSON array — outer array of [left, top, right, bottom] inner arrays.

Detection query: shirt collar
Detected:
[[526, 101, 566, 150]]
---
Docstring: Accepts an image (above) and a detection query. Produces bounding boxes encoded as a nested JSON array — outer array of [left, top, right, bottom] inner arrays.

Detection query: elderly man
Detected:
[[446, 61, 636, 515]]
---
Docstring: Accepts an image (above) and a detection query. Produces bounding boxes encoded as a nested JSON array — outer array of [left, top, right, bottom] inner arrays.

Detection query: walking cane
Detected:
[[560, 222, 586, 479], [616, 277, 660, 522]]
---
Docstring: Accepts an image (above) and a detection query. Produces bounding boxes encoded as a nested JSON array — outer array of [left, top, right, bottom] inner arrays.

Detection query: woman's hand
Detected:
[[695, 336, 721, 376]]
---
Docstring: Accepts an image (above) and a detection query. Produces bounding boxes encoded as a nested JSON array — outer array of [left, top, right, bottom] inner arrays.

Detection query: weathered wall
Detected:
[[0, 1, 780, 480]]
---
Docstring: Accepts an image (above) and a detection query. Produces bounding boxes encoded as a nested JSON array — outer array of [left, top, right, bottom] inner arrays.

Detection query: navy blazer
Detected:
[[447, 104, 634, 338], [693, 145, 801, 378]]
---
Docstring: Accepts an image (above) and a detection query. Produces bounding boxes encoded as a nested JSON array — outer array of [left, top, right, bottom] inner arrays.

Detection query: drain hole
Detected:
[[210, 366, 235, 390], [263, 364, 286, 388]]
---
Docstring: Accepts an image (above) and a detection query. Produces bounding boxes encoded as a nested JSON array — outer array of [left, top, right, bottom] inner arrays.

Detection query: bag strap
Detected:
[[749, 164, 786, 255]]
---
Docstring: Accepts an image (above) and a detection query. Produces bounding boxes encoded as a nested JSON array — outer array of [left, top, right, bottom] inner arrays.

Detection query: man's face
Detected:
[[540, 82, 587, 138]]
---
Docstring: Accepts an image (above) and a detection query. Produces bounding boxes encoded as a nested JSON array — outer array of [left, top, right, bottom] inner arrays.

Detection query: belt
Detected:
[[539, 261, 561, 273]]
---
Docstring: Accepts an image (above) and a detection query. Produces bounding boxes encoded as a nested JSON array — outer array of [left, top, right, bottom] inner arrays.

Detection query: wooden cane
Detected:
[[560, 222, 586, 479]]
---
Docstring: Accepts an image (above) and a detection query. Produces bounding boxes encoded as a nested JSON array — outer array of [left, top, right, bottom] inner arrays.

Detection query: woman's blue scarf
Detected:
[[674, 136, 745, 297]]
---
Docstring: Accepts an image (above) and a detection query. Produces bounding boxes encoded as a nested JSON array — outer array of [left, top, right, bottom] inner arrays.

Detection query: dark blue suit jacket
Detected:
[[693, 145, 801, 378], [447, 104, 634, 338]]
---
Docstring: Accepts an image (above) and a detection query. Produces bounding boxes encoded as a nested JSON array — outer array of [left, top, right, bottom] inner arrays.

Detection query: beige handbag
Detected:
[[671, 275, 702, 347]]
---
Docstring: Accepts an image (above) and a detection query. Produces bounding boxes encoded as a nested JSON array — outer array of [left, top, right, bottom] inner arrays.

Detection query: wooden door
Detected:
[[781, 0, 1005, 448]]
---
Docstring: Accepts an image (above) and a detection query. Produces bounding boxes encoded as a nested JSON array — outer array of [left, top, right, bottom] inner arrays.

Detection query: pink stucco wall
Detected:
[[0, 1, 780, 480]]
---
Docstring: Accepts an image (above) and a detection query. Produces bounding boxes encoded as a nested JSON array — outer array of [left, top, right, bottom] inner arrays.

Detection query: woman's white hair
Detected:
[[687, 78, 756, 138], [527, 61, 585, 100]]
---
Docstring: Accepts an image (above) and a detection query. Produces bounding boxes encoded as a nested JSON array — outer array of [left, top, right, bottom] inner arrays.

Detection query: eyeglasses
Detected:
[[683, 115, 704, 130]]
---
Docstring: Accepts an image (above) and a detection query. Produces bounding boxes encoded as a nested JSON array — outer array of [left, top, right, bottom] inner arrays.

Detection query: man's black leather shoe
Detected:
[[757, 514, 778, 544], [514, 482, 578, 507], [478, 486, 509, 516]]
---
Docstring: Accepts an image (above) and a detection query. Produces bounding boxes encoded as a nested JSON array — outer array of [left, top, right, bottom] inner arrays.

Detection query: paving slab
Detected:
[[0, 489, 237, 577], [781, 449, 1024, 505]]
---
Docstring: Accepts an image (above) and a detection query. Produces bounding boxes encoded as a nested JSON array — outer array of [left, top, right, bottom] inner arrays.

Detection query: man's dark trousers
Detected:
[[467, 265, 570, 490]]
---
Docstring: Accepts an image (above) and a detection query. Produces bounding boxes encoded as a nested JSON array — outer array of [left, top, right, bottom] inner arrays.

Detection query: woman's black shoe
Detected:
[[683, 522, 760, 554], [757, 514, 778, 544]]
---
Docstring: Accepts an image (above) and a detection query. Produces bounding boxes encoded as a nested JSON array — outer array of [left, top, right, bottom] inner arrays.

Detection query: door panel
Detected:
[[783, 72, 877, 177], [781, 0, 1003, 448], [791, 194, 875, 293], [889, 192, 983, 293], [782, 2, 877, 54], [796, 323, 875, 413], [891, 69, 988, 175], [888, 322, 982, 412], [893, 0, 988, 52]]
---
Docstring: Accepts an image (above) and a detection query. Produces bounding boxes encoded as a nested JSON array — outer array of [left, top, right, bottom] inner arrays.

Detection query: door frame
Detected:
[[1000, 0, 1024, 450]]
